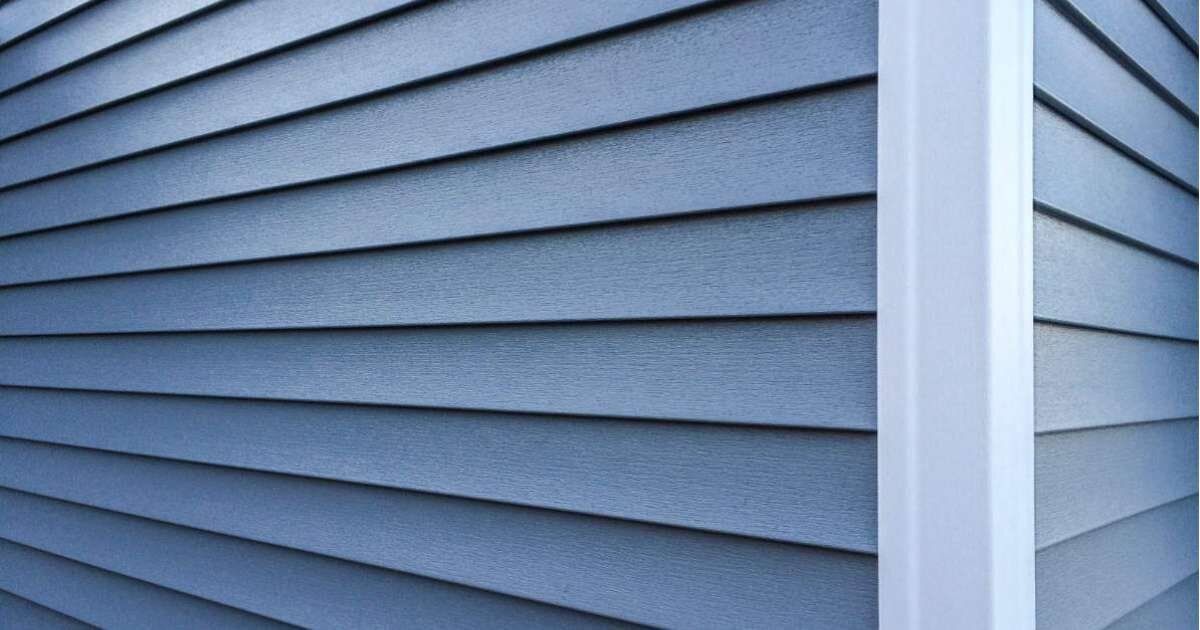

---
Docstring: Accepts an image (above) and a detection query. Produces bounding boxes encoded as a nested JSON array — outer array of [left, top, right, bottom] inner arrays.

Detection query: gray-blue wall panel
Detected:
[[0, 487, 633, 630], [0, 0, 93, 47], [0, 589, 91, 630], [1054, 0, 1198, 113], [1035, 418, 1198, 549], [0, 11, 877, 236], [0, 538, 288, 629], [0, 0, 877, 191], [0, 202, 875, 334], [1034, 211, 1198, 340], [1034, 101, 1198, 263], [1035, 496, 1199, 630], [1036, 0, 1198, 188], [0, 386, 876, 550], [0, 0, 219, 96], [0, 0, 710, 187], [1034, 0, 1199, 622], [0, 1, 880, 625], [0, 94, 874, 286], [1147, 0, 1200, 48], [1107, 573, 1200, 630], [0, 0, 421, 141], [0, 318, 876, 429], [1034, 324, 1198, 432], [0, 439, 879, 629]]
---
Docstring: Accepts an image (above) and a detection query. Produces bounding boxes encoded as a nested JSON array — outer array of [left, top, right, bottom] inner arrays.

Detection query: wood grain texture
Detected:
[[0, 202, 876, 334], [0, 538, 287, 629], [0, 386, 876, 550], [1034, 101, 1198, 263], [0, 588, 91, 630], [0, 487, 633, 630], [1054, 0, 1197, 113], [0, 0, 93, 48], [1034, 323, 1197, 432], [0, 93, 876, 285], [0, 11, 878, 236], [0, 318, 876, 429], [0, 0, 420, 141], [0, 439, 879, 629], [1107, 573, 1199, 630], [1035, 418, 1198, 549], [0, 0, 219, 96], [1035, 495, 1198, 630], [1035, 211, 1198, 340], [1036, 0, 1198, 188], [0, 0, 728, 188]]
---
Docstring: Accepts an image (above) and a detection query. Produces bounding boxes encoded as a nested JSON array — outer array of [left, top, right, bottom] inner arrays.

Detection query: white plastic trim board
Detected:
[[877, 0, 1035, 628]]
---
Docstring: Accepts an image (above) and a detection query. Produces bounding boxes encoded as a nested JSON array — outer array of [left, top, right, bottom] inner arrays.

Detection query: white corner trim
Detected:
[[877, 0, 1034, 628]]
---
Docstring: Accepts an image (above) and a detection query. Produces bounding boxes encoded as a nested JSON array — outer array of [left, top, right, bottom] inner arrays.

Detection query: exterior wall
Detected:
[[0, 1, 879, 627], [1033, 0, 1199, 627]]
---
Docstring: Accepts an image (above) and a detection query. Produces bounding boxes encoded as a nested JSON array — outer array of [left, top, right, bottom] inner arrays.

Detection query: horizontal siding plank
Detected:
[[0, 0, 92, 47], [1034, 323, 1198, 432], [0, 202, 875, 334], [1057, 0, 1198, 113], [0, 15, 878, 237], [1034, 211, 1198, 340], [0, 94, 875, 286], [0, 0, 762, 189], [1034, 101, 1198, 263], [0, 488, 631, 630], [1036, 0, 1198, 188], [0, 538, 286, 629], [0, 318, 876, 429], [0, 386, 876, 550], [0, 0, 422, 141], [0, 0, 219, 96], [1036, 495, 1198, 630], [1107, 573, 1199, 630], [1035, 418, 1198, 548], [0, 439, 879, 629], [0, 588, 91, 630], [1147, 0, 1199, 49]]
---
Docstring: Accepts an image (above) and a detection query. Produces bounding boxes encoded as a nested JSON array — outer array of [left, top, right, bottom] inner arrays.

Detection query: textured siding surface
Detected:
[[0, 1, 879, 627], [1034, 0, 1199, 627], [0, 588, 91, 630]]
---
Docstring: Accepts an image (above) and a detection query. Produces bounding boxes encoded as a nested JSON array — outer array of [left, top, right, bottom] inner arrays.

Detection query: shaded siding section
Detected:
[[0, 1, 879, 627], [1108, 573, 1200, 630], [0, 0, 94, 48], [1034, 0, 1199, 628], [0, 0, 423, 143], [1148, 0, 1199, 50], [0, 0, 220, 97], [0, 94, 873, 286], [0, 538, 288, 629], [0, 488, 632, 629], [0, 387, 875, 550], [0, 0, 875, 234], [0, 589, 91, 630]]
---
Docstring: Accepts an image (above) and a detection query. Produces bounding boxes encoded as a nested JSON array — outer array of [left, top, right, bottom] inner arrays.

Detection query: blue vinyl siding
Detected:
[[0, 588, 91, 630], [1034, 0, 1199, 627], [1108, 574, 1200, 630], [1149, 0, 1200, 51], [0, 0, 220, 97], [0, 538, 289, 628], [0, 0, 94, 48], [0, 1, 879, 627]]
